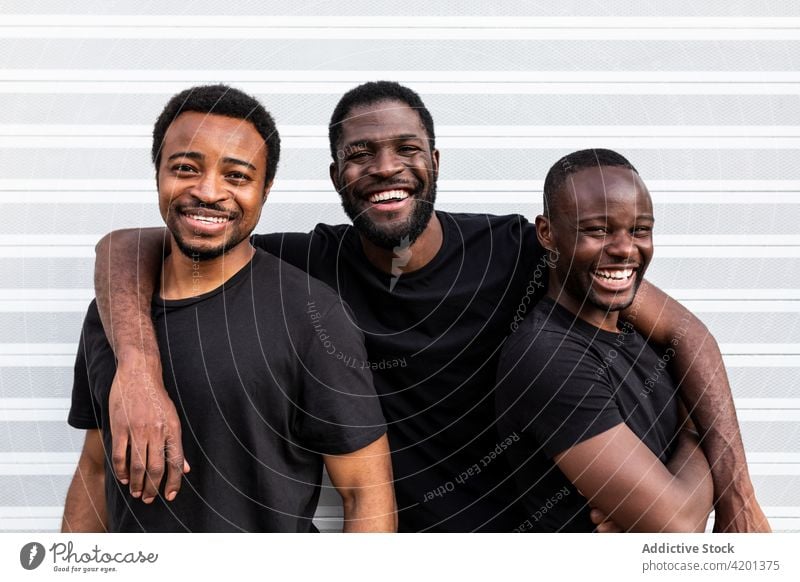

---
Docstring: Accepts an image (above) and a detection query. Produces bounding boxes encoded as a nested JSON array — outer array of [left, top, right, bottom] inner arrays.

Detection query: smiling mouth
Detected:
[[186, 213, 230, 224], [590, 267, 638, 291], [593, 268, 635, 281], [368, 190, 410, 205]]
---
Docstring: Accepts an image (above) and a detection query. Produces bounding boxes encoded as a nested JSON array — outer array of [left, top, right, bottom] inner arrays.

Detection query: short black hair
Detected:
[[328, 81, 435, 160], [543, 148, 638, 216], [152, 84, 280, 185]]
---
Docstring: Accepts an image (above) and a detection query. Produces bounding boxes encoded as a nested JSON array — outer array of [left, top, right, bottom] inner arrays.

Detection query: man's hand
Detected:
[[108, 350, 189, 503]]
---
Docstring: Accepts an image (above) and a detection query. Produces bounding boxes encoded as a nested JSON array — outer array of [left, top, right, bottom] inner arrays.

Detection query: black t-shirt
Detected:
[[495, 296, 680, 532], [252, 211, 546, 531], [69, 249, 386, 532]]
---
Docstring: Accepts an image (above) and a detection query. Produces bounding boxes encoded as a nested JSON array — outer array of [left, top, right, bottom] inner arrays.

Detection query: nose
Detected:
[[370, 147, 404, 180], [188, 172, 231, 204], [604, 230, 637, 260]]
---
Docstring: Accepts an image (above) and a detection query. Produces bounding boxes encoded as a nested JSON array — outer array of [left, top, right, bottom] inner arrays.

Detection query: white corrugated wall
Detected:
[[1, 1, 799, 532]]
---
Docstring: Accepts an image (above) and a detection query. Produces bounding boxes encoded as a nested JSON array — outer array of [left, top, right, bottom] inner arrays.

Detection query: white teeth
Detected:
[[369, 190, 410, 204], [189, 214, 228, 224], [595, 268, 634, 280]]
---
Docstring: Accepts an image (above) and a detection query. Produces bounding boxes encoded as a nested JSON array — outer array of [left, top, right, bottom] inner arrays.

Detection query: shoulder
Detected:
[[251, 249, 348, 322], [441, 211, 531, 236], [503, 301, 592, 363], [498, 302, 605, 402]]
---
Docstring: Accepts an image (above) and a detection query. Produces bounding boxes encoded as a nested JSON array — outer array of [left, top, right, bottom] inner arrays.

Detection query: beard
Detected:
[[166, 205, 246, 261], [339, 181, 437, 250]]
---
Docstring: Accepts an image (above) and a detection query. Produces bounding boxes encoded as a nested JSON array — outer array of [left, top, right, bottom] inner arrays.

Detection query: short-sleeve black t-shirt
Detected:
[[495, 296, 680, 532], [69, 249, 386, 532], [252, 211, 546, 531]]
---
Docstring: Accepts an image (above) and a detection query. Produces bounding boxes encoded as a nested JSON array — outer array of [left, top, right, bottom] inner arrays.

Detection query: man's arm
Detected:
[[94, 228, 188, 504], [323, 434, 397, 532], [622, 280, 769, 532], [62, 430, 108, 532], [554, 423, 713, 532]]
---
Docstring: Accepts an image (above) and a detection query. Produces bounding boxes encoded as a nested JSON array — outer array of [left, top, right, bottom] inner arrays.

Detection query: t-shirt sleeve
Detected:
[[251, 232, 313, 272], [294, 298, 387, 455], [499, 331, 624, 459], [68, 300, 115, 430]]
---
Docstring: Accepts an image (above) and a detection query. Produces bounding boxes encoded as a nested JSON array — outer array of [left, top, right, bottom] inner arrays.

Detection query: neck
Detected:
[[160, 238, 255, 300], [360, 212, 443, 275], [546, 277, 620, 333]]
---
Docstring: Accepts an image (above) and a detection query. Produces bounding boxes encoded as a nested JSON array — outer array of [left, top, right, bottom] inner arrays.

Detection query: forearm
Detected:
[[558, 424, 711, 533], [94, 227, 166, 359], [94, 227, 188, 501], [623, 281, 760, 526]]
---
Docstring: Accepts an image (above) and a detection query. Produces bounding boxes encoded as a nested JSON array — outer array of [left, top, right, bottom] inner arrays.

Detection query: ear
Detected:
[[329, 161, 340, 192], [262, 180, 273, 204], [535, 214, 556, 253], [431, 148, 440, 180]]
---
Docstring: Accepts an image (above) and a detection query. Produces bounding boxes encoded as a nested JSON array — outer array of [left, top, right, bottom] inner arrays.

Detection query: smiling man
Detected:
[[62, 85, 395, 532], [93, 82, 767, 532], [496, 149, 716, 532]]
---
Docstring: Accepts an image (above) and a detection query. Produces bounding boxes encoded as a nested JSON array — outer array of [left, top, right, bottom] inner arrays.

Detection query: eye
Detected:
[[226, 171, 253, 185], [398, 144, 420, 155], [632, 225, 653, 237], [582, 226, 608, 235], [171, 163, 198, 175]]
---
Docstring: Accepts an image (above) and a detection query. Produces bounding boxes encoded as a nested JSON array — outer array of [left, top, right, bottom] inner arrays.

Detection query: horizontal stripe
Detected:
[[6, 134, 800, 150], [8, 123, 800, 138], [5, 517, 799, 533], [3, 288, 800, 301], [2, 245, 798, 258], [6, 300, 800, 314], [2, 28, 799, 42], [4, 191, 800, 205], [2, 81, 798, 96], [4, 16, 800, 28], [1, 291, 799, 314], [7, 398, 800, 414], [2, 343, 800, 358], [3, 178, 799, 192], [5, 70, 800, 83], [4, 234, 799, 247], [5, 354, 798, 369]]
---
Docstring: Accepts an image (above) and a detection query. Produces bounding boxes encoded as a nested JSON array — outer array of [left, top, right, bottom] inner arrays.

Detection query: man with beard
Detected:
[[62, 85, 395, 532], [496, 149, 716, 532], [92, 81, 768, 532]]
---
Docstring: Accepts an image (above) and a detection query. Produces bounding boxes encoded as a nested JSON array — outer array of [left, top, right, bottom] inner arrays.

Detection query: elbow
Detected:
[[665, 486, 714, 533], [340, 487, 398, 532]]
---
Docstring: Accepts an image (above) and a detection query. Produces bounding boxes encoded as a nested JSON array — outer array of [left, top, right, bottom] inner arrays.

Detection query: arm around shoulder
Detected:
[[94, 227, 189, 505], [621, 280, 769, 532]]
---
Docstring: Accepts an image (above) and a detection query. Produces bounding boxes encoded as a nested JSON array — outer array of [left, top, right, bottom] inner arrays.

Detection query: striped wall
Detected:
[[1, 1, 799, 532]]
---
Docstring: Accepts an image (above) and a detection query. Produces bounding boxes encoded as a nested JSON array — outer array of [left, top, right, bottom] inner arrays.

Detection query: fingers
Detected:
[[589, 508, 607, 525], [141, 437, 166, 504], [128, 432, 148, 500], [590, 508, 623, 533], [163, 431, 187, 502], [110, 431, 130, 486]]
